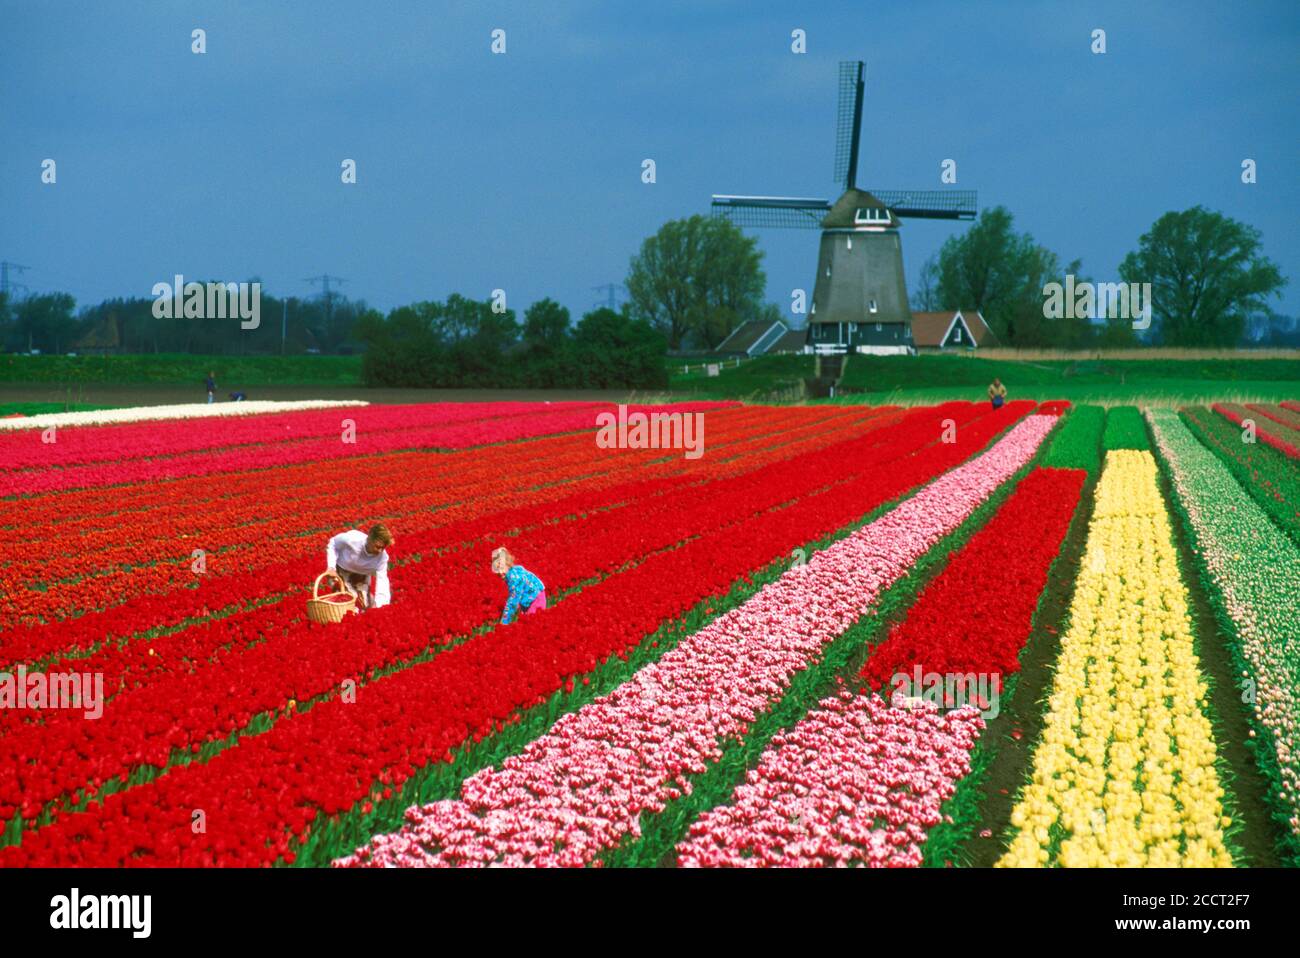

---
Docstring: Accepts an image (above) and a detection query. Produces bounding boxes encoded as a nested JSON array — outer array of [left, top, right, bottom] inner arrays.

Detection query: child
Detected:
[[205, 372, 216, 404], [491, 546, 546, 624], [326, 524, 394, 610]]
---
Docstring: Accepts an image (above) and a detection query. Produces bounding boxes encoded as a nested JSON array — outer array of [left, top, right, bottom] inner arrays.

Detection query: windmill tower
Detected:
[[711, 61, 976, 356]]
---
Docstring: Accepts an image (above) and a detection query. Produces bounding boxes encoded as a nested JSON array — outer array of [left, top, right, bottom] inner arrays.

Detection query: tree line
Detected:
[[0, 289, 369, 357], [356, 297, 667, 389], [909, 205, 1288, 348], [0, 203, 1289, 373]]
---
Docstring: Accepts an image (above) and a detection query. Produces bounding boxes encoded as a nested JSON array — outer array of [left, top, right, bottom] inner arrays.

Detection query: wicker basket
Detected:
[[306, 571, 357, 624]]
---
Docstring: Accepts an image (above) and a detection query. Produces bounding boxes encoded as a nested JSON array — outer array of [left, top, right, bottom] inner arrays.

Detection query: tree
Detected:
[[1005, 246, 1089, 349], [570, 307, 667, 389], [910, 253, 941, 312], [522, 298, 570, 347], [1118, 206, 1286, 347], [625, 215, 765, 350], [13, 293, 79, 353], [934, 206, 1086, 348]]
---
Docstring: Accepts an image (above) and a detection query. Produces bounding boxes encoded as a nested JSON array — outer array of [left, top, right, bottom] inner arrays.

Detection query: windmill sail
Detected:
[[833, 61, 865, 190], [710, 195, 831, 229], [867, 189, 977, 220]]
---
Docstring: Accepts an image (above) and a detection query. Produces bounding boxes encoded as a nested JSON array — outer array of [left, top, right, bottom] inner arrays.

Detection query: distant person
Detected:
[[229, 391, 247, 402], [205, 371, 216, 404], [326, 524, 394, 611], [988, 377, 1007, 410], [492, 546, 546, 624]]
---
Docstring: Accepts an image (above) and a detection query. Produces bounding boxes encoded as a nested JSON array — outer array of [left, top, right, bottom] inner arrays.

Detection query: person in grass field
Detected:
[[326, 524, 394, 611], [988, 377, 1007, 410], [492, 546, 546, 624], [205, 371, 216, 404]]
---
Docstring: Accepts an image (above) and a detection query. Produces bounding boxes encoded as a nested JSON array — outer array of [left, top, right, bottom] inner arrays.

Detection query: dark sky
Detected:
[[3, 0, 1297, 323]]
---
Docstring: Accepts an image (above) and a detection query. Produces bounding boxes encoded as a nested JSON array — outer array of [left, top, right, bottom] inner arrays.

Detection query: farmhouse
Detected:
[[909, 309, 997, 350], [715, 318, 790, 357]]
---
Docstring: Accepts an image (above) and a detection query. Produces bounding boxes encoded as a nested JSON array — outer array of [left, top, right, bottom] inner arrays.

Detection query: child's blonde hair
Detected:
[[368, 524, 394, 549], [490, 547, 514, 574]]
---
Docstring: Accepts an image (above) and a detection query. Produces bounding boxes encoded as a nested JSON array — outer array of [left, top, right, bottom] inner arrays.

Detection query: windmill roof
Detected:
[[821, 189, 900, 229], [911, 310, 997, 347]]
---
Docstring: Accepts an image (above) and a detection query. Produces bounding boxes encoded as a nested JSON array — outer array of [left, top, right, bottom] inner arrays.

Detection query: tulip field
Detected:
[[2, 396, 1298, 868]]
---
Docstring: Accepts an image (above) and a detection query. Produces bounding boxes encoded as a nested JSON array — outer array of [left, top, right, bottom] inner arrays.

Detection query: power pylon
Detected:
[[1, 261, 30, 298]]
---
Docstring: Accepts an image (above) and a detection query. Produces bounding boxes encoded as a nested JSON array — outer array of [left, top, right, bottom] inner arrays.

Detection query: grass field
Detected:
[[0, 401, 109, 416], [669, 352, 1299, 406], [0, 353, 363, 386], [4, 349, 1296, 408]]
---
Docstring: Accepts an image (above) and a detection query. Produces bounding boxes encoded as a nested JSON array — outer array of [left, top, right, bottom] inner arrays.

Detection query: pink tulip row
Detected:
[[3, 401, 728, 495], [676, 693, 982, 867], [335, 413, 1058, 867]]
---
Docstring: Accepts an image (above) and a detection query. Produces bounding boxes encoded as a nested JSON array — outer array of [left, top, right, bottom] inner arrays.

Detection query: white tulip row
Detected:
[[0, 400, 369, 431]]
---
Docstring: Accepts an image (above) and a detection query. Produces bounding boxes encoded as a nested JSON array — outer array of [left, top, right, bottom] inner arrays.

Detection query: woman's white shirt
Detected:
[[326, 530, 391, 607]]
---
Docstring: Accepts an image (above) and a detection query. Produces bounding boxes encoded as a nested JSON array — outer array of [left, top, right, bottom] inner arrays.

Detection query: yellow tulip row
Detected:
[[998, 450, 1233, 868]]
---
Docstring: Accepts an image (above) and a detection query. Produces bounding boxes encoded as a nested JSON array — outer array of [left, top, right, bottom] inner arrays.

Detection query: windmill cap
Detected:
[[821, 189, 900, 229]]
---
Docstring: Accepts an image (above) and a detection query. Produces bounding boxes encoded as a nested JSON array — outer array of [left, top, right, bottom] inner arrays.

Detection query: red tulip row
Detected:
[[0, 408, 904, 753], [0, 404, 978, 819], [8, 406, 856, 615], [859, 466, 1086, 691], [0, 401, 1033, 865], [4, 405, 788, 543], [0, 401, 587, 471], [1215, 403, 1300, 460], [3, 401, 732, 496], [1248, 403, 1300, 432], [2, 408, 884, 641], [0, 405, 946, 748]]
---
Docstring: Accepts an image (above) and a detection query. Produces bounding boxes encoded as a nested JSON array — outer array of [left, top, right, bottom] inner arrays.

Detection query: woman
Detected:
[[326, 524, 394, 610], [491, 546, 546, 624]]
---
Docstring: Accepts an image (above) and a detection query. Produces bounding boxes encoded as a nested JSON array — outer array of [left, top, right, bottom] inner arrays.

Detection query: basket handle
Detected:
[[314, 571, 341, 600]]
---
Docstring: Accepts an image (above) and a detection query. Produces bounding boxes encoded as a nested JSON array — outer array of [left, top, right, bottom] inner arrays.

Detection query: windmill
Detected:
[[711, 61, 976, 357]]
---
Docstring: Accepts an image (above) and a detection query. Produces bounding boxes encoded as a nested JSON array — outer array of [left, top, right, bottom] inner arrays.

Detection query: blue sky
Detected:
[[3, 0, 1297, 322]]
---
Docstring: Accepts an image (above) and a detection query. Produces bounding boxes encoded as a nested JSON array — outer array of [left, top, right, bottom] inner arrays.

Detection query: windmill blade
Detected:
[[711, 195, 831, 229], [871, 189, 978, 220], [833, 61, 865, 190]]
